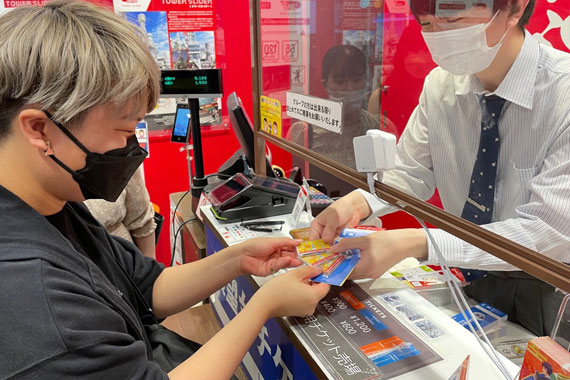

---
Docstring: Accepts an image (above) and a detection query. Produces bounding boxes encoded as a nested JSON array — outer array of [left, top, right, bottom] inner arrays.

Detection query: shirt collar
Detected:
[[455, 29, 539, 110]]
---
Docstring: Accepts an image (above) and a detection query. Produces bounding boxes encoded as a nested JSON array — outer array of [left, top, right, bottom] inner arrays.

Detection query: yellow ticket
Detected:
[[322, 255, 346, 276], [299, 252, 337, 267], [296, 239, 331, 256]]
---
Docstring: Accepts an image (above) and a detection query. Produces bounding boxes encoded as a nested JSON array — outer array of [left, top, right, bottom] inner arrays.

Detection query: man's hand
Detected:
[[309, 191, 372, 243], [236, 237, 302, 277], [330, 229, 428, 279]]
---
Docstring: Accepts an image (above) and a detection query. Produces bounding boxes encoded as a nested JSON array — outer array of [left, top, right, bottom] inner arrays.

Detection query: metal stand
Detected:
[[188, 97, 207, 201]]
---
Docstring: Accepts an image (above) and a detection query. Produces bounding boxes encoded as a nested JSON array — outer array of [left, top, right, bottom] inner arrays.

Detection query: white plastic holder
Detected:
[[179, 144, 194, 190], [353, 129, 397, 181], [290, 177, 312, 228]]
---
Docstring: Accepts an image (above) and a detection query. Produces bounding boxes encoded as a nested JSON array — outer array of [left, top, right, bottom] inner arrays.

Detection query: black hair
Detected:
[[0, 98, 23, 145], [542, 362, 553, 375], [321, 45, 367, 83], [409, 0, 536, 28], [518, 0, 536, 27]]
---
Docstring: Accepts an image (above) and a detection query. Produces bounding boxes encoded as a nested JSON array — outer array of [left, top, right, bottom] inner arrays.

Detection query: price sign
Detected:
[[282, 41, 299, 60], [263, 41, 279, 60]]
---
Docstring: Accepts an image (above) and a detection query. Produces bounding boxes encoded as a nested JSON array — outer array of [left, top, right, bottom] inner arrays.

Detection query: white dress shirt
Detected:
[[359, 31, 570, 270]]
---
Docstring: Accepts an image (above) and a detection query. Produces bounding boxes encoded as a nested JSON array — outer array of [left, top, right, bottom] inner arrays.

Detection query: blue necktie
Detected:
[[460, 94, 506, 282]]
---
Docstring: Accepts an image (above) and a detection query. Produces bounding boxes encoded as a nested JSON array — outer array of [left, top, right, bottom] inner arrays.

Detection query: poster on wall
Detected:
[[136, 120, 150, 156], [169, 30, 215, 69], [340, 0, 384, 66], [0, 0, 47, 15], [260, 95, 282, 137], [113, 0, 216, 69], [115, 0, 222, 126], [122, 11, 171, 69], [260, 0, 311, 100], [113, 0, 216, 70], [341, 0, 378, 31], [0, 0, 113, 15]]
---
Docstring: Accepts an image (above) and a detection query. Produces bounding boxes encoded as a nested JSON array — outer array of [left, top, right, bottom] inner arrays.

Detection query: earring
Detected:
[[44, 141, 51, 156]]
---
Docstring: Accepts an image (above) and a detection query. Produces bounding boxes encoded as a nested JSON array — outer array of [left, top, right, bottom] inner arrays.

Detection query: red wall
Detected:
[[145, 0, 251, 266]]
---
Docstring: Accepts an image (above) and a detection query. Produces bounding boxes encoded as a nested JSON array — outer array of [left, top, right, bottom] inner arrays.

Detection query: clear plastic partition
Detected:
[[257, 0, 438, 197], [258, 0, 570, 159], [255, 0, 570, 271], [258, 0, 425, 172]]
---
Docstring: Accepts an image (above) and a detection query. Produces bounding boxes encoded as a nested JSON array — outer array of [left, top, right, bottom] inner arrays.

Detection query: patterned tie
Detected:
[[460, 94, 506, 282], [461, 94, 506, 224]]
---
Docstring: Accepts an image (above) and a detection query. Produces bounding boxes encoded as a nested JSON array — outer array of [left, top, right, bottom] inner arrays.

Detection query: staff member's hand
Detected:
[[329, 229, 428, 279], [235, 237, 302, 277], [309, 192, 372, 243]]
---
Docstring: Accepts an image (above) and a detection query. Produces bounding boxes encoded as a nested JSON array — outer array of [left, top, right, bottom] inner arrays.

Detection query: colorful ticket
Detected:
[[299, 229, 379, 286], [311, 254, 360, 286], [321, 254, 346, 275], [299, 251, 338, 267], [296, 239, 331, 256]]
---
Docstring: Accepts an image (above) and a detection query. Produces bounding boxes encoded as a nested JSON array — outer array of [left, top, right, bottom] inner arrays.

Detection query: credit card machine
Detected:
[[208, 173, 300, 222]]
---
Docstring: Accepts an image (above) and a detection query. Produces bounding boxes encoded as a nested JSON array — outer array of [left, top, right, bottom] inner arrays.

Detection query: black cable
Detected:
[[169, 173, 229, 246], [171, 217, 197, 267], [170, 172, 232, 267], [171, 190, 190, 244]]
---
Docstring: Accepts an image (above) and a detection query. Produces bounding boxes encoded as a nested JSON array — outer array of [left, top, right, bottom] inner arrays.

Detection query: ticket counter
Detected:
[[200, 206, 528, 380]]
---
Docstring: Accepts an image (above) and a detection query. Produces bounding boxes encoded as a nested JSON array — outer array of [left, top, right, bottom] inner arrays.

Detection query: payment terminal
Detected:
[[208, 173, 300, 222]]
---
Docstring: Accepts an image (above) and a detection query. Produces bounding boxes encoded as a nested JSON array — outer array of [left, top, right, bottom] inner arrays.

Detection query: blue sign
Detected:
[[206, 226, 319, 380]]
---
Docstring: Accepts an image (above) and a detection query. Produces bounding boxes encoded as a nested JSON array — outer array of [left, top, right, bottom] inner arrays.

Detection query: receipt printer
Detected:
[[208, 173, 300, 222]]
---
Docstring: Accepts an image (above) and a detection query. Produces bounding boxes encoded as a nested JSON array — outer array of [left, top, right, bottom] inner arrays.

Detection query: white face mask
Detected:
[[328, 89, 367, 114], [421, 11, 508, 75]]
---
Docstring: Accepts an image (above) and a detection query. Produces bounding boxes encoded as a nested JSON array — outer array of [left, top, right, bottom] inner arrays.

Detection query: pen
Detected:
[[240, 220, 285, 227], [244, 226, 280, 232]]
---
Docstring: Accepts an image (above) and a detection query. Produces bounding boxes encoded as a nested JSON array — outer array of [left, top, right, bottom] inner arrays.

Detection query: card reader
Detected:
[[208, 173, 300, 223]]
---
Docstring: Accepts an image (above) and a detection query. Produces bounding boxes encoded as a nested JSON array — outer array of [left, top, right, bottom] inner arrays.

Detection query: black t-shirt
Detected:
[[46, 202, 161, 325]]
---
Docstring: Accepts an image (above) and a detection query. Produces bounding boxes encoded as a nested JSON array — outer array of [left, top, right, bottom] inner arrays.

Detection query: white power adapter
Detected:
[[353, 129, 397, 173]]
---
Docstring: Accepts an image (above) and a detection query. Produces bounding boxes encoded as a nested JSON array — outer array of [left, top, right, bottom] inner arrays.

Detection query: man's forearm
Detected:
[[151, 246, 241, 318]]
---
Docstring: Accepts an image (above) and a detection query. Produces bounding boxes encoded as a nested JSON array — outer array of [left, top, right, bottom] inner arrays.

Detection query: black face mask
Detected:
[[45, 111, 148, 202]]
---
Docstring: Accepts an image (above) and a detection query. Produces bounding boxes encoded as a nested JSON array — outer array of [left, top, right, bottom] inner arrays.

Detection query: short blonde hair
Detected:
[[0, 0, 160, 139]]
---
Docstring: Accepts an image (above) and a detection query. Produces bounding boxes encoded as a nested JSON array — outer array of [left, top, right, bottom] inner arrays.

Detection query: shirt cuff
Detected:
[[353, 189, 396, 225], [425, 228, 464, 266]]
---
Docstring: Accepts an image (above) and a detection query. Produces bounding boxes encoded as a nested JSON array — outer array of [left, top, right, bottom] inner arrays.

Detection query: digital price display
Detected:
[[160, 69, 223, 98]]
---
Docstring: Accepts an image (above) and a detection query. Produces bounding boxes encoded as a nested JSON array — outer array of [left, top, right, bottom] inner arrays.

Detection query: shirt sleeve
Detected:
[[425, 117, 570, 270], [0, 258, 168, 380], [111, 235, 164, 307], [352, 78, 437, 222], [123, 168, 157, 239], [381, 75, 437, 202], [353, 188, 394, 225]]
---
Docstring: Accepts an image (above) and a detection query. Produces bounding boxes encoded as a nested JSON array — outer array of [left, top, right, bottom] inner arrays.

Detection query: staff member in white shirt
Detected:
[[310, 0, 570, 336]]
